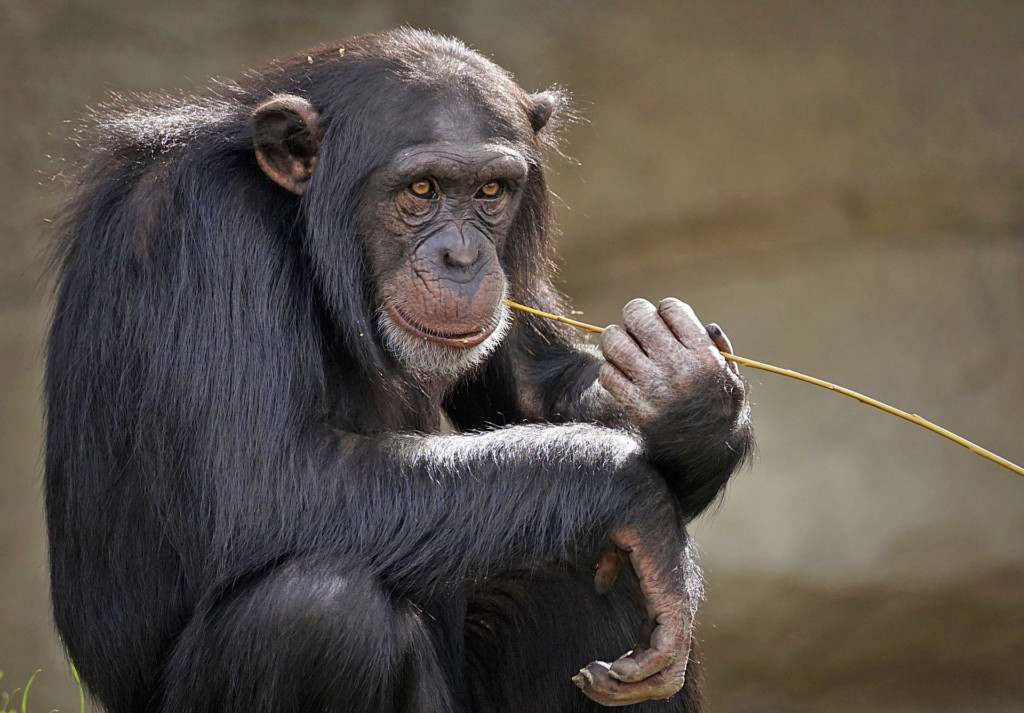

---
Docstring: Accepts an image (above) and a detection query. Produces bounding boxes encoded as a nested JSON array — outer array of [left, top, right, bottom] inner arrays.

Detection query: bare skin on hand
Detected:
[[574, 525, 696, 706], [598, 297, 740, 429]]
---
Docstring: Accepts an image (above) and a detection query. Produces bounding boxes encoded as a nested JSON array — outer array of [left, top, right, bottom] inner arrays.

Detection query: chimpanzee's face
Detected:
[[252, 83, 556, 380], [361, 120, 531, 378]]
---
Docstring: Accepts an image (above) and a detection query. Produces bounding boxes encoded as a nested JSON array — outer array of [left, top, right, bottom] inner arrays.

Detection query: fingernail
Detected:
[[572, 669, 593, 689]]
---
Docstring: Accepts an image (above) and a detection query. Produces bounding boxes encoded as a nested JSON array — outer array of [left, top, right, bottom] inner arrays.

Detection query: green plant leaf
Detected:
[[21, 670, 40, 713]]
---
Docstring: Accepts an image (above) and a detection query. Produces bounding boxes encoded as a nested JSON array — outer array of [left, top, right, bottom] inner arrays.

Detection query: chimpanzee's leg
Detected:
[[161, 557, 458, 713], [465, 570, 703, 713]]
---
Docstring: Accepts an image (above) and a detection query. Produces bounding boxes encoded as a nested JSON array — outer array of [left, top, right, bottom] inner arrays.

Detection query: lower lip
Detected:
[[386, 305, 495, 348]]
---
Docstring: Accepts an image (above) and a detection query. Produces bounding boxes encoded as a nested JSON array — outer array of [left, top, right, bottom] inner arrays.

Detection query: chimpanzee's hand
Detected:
[[598, 298, 742, 431], [574, 524, 698, 706]]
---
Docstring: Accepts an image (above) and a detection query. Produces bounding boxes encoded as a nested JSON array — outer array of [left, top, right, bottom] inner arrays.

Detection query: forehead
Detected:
[[369, 45, 531, 144], [356, 53, 539, 183], [398, 88, 531, 150], [368, 89, 533, 188], [427, 98, 513, 145]]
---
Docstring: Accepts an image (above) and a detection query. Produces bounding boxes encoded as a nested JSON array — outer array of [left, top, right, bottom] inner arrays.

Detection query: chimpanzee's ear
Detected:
[[526, 91, 558, 133], [252, 94, 323, 195]]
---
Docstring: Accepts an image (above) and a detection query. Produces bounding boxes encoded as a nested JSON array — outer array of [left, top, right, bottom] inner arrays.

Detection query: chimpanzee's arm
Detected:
[[306, 421, 701, 706], [308, 423, 681, 600]]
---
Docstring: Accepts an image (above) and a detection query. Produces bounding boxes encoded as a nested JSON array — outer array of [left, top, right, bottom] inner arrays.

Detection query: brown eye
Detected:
[[409, 179, 436, 199], [476, 181, 503, 199]]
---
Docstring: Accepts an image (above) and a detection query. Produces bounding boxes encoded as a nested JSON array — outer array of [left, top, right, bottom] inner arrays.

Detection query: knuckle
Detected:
[[658, 296, 686, 311], [659, 297, 696, 320], [599, 326, 621, 348], [622, 298, 656, 323], [624, 297, 654, 312], [598, 331, 622, 356]]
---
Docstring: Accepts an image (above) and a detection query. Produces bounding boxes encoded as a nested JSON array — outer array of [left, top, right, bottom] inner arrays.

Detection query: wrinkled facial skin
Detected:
[[363, 139, 529, 379]]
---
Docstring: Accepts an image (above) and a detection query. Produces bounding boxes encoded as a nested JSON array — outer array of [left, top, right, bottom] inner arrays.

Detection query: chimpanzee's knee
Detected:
[[162, 558, 455, 713]]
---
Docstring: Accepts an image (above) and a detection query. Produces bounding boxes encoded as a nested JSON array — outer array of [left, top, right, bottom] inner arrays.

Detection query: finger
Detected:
[[606, 620, 653, 681], [657, 298, 712, 349], [578, 528, 694, 703], [704, 323, 733, 354], [608, 612, 684, 682], [706, 322, 740, 376], [600, 363, 657, 427], [598, 361, 641, 404], [604, 526, 693, 683], [621, 298, 678, 360], [573, 659, 687, 706], [593, 542, 623, 596], [600, 324, 650, 382]]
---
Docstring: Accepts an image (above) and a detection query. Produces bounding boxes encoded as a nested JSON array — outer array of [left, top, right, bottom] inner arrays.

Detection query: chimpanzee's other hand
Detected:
[[575, 524, 698, 706], [598, 298, 742, 430]]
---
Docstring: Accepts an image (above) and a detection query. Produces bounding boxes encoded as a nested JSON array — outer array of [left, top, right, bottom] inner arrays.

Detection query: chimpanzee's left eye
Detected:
[[408, 179, 437, 199], [475, 181, 504, 200]]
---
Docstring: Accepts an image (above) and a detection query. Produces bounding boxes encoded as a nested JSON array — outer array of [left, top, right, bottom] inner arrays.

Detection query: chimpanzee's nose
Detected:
[[433, 227, 482, 273], [441, 239, 479, 269]]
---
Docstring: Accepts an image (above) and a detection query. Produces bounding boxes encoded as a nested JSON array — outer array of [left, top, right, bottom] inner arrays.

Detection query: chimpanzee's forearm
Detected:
[[312, 423, 683, 599]]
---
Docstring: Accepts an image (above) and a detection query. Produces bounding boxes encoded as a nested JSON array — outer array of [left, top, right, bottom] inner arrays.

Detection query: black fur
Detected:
[[45, 29, 751, 713]]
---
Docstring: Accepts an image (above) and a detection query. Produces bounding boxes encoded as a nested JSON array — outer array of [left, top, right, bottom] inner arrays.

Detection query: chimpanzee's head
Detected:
[[250, 31, 561, 381]]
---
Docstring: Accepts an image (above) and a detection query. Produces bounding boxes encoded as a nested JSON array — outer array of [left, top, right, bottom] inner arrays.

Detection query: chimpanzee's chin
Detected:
[[378, 303, 510, 381]]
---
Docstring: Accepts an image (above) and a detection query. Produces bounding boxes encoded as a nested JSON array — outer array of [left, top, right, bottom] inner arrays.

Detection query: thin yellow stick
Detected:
[[505, 299, 607, 333], [504, 299, 1024, 479]]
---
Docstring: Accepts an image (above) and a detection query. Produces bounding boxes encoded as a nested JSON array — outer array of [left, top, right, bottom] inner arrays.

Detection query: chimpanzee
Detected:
[[45, 28, 752, 713]]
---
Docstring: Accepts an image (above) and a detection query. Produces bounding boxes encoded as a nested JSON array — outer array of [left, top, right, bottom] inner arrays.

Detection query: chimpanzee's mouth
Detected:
[[386, 304, 496, 348]]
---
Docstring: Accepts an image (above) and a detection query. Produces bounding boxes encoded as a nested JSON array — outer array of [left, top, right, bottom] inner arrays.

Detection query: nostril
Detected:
[[442, 246, 479, 269]]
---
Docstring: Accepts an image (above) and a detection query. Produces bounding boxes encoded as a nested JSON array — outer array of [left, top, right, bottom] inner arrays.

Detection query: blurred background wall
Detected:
[[1, 1, 1021, 711]]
